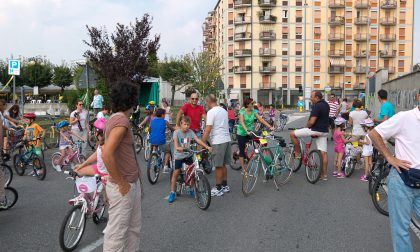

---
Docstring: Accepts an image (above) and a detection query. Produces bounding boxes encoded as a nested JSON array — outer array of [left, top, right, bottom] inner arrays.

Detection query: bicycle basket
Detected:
[[75, 176, 97, 193]]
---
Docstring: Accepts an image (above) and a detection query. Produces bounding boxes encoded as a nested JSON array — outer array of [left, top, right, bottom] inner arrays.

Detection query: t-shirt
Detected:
[[206, 106, 231, 145], [378, 101, 395, 121], [25, 123, 44, 148], [96, 145, 108, 175], [97, 111, 105, 119], [310, 99, 330, 133], [105, 112, 139, 183], [237, 108, 257, 137], [173, 129, 196, 160], [164, 106, 172, 122], [327, 100, 339, 117], [92, 95, 104, 109], [333, 129, 345, 149], [181, 103, 205, 131], [70, 110, 88, 131], [149, 118, 166, 145], [59, 130, 72, 147], [340, 102, 348, 114], [349, 110, 368, 136], [375, 107, 420, 169], [227, 110, 236, 120]]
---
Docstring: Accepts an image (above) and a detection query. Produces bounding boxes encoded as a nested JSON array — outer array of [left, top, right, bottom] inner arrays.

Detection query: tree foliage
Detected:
[[19, 57, 53, 88], [83, 14, 160, 87], [52, 64, 73, 94], [188, 51, 222, 98]]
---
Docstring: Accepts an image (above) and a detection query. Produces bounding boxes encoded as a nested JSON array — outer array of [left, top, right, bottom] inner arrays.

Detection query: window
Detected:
[[296, 0, 302, 6], [314, 76, 320, 84], [282, 26, 288, 39], [371, 11, 378, 24], [282, 76, 288, 87], [295, 76, 302, 86], [370, 60, 376, 68], [282, 67, 288, 72], [398, 60, 405, 71], [282, 43, 288, 55], [314, 27, 321, 36], [399, 44, 405, 56], [296, 60, 302, 72], [240, 75, 246, 88], [370, 44, 376, 54], [314, 10, 321, 23], [314, 43, 321, 52], [296, 10, 302, 23], [296, 27, 302, 39], [345, 11, 352, 21], [400, 11, 406, 24], [399, 28, 405, 40], [282, 1, 288, 6], [228, 44, 233, 57], [228, 77, 233, 88], [228, 61, 233, 72], [283, 33, 288, 39], [282, 10, 288, 18], [346, 44, 352, 53], [295, 43, 302, 55], [314, 60, 321, 68]]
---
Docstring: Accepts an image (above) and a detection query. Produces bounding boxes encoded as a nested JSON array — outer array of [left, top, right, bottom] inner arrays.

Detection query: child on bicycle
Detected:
[[268, 104, 276, 125], [359, 118, 374, 182], [333, 117, 351, 179], [55, 120, 84, 172], [168, 116, 211, 203], [23, 113, 45, 157], [149, 108, 174, 173]]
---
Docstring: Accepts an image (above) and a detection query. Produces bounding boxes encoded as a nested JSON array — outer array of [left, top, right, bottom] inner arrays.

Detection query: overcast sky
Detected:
[[0, 0, 419, 65]]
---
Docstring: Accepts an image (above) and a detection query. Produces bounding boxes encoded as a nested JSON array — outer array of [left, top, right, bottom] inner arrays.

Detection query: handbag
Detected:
[[399, 169, 420, 189]]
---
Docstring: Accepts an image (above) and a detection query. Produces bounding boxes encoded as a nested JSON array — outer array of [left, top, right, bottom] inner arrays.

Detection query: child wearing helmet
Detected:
[[359, 118, 374, 182], [74, 118, 108, 177], [333, 117, 351, 178], [23, 113, 45, 159], [54, 120, 84, 172]]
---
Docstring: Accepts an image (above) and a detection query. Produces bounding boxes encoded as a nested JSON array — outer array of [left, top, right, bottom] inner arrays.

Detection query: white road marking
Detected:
[[79, 237, 104, 252]]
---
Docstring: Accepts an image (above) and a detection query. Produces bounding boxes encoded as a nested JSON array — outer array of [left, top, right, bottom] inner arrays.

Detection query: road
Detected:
[[1, 114, 419, 252]]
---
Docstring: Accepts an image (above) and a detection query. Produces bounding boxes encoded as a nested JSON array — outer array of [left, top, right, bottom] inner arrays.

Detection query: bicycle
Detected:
[[4, 128, 25, 157], [0, 187, 18, 211], [51, 140, 86, 171], [13, 138, 47, 180], [59, 170, 107, 251], [1, 157, 13, 187], [242, 132, 293, 196], [342, 143, 361, 177], [274, 113, 288, 131], [141, 126, 151, 161], [170, 148, 211, 210], [288, 128, 324, 184], [147, 144, 173, 185], [87, 119, 97, 151], [43, 114, 59, 149]]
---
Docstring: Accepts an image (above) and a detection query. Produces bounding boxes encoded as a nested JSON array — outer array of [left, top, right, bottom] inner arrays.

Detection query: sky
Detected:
[[0, 0, 419, 65]]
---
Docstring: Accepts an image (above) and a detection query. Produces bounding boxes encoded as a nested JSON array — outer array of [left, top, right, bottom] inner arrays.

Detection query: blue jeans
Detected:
[[388, 168, 420, 252]]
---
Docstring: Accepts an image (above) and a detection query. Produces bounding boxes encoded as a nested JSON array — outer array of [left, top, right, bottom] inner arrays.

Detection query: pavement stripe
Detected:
[[79, 237, 104, 252]]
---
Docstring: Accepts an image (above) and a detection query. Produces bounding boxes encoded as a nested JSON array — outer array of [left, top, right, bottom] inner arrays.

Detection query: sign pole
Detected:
[[13, 75, 16, 104]]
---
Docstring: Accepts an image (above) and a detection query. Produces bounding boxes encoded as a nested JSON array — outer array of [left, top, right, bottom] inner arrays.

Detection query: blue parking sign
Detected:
[[8, 60, 21, 75]]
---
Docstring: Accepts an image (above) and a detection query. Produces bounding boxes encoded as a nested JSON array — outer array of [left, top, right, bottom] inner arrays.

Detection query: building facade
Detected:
[[202, 0, 414, 106]]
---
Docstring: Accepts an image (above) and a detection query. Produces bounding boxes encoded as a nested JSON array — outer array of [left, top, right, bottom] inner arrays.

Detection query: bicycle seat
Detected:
[[311, 135, 319, 139]]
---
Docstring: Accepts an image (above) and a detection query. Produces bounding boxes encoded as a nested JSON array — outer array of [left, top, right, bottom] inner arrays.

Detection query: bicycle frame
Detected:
[[68, 177, 105, 216], [298, 137, 314, 167]]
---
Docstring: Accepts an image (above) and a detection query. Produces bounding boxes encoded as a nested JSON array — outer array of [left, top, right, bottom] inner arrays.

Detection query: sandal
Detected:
[[321, 176, 328, 181]]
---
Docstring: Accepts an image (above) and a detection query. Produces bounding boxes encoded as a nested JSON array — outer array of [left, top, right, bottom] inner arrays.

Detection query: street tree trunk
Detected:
[[171, 84, 176, 106]]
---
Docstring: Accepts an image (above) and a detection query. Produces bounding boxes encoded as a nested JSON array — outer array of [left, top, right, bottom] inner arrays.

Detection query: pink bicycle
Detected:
[[51, 140, 86, 171]]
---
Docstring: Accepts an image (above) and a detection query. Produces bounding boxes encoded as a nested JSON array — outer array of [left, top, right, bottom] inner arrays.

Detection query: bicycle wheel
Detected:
[[229, 142, 242, 170], [344, 158, 356, 177], [369, 157, 385, 195], [51, 152, 63, 171], [59, 205, 87, 252], [2, 164, 13, 187], [134, 133, 143, 154], [305, 150, 322, 184], [33, 157, 47, 180], [0, 187, 18, 210], [273, 148, 293, 186], [93, 192, 107, 224], [371, 173, 389, 216], [76, 155, 86, 165], [194, 171, 211, 210], [13, 154, 26, 176], [144, 142, 151, 162], [147, 153, 160, 185], [290, 144, 303, 172], [44, 127, 58, 149], [87, 132, 96, 151], [242, 155, 260, 196], [280, 117, 287, 131], [201, 151, 213, 175]]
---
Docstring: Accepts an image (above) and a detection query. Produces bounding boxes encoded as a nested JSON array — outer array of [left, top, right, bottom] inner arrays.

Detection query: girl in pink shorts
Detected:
[[333, 117, 351, 178]]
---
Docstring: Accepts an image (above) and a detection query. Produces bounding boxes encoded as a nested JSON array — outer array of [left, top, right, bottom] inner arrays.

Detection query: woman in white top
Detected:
[[348, 100, 368, 139], [160, 99, 172, 123]]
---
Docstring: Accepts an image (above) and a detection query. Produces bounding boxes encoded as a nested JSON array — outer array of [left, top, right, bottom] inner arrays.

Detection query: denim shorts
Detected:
[[174, 157, 193, 170]]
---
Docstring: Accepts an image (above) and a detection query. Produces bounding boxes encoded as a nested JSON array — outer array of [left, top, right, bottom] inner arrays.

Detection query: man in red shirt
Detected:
[[176, 91, 206, 137]]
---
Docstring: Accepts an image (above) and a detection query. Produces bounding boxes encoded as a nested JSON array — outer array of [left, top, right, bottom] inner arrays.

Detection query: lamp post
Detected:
[[365, 6, 371, 107], [303, 0, 308, 110]]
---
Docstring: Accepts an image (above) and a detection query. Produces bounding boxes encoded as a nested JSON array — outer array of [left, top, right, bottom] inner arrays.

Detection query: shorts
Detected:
[[334, 145, 345, 154], [237, 135, 250, 158], [362, 149, 373, 157], [294, 128, 328, 152], [212, 142, 232, 167], [174, 157, 193, 169], [329, 117, 336, 129], [192, 130, 202, 139], [151, 143, 170, 153], [92, 164, 108, 177], [59, 145, 72, 150]]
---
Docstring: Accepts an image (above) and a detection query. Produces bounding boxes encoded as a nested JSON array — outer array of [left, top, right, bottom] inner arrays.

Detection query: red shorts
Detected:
[[92, 164, 108, 177]]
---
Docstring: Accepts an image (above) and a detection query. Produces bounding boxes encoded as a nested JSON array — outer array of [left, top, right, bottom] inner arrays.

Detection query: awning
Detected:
[[329, 58, 345, 67], [229, 93, 239, 99]]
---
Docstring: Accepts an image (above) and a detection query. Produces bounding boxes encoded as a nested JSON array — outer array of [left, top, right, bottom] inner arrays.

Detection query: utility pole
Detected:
[[365, 6, 371, 106], [303, 0, 308, 110]]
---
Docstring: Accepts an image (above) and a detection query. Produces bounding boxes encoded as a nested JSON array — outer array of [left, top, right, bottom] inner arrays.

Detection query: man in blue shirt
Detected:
[[374, 89, 395, 123]]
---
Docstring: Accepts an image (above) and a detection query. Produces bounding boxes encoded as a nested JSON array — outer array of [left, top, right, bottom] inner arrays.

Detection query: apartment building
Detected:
[[202, 0, 414, 106]]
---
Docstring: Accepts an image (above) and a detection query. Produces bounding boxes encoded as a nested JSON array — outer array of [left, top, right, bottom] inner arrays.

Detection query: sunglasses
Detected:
[[191, 98, 199, 101], [77, 104, 83, 106]]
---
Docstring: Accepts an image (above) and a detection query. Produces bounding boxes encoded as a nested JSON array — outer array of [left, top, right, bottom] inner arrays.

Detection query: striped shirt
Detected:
[[327, 101, 339, 117]]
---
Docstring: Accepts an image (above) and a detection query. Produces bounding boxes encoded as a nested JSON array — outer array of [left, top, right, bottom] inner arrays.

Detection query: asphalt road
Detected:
[[1, 114, 419, 252]]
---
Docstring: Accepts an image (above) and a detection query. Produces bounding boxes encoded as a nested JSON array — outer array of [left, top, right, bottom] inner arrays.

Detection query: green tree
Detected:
[[52, 64, 73, 94], [188, 51, 222, 98], [18, 57, 53, 88], [160, 55, 192, 105]]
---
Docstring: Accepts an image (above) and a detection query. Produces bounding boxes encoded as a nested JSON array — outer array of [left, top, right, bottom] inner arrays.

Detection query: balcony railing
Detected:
[[328, 50, 345, 57], [379, 49, 397, 58], [354, 50, 368, 58], [234, 0, 252, 8], [328, 66, 345, 74], [355, 16, 369, 25], [328, 16, 345, 26], [259, 31, 276, 40], [354, 33, 368, 41], [353, 83, 366, 89], [328, 33, 345, 41], [258, 0, 277, 7], [234, 16, 251, 25], [354, 66, 368, 74], [379, 66, 396, 74], [259, 15, 277, 23], [380, 17, 397, 26], [234, 49, 252, 57], [259, 66, 276, 73], [234, 32, 252, 41], [380, 34, 396, 42], [329, 82, 344, 88], [259, 82, 276, 89], [355, 0, 370, 8], [380, 0, 397, 9], [259, 48, 276, 57], [234, 66, 252, 73], [329, 0, 345, 8]]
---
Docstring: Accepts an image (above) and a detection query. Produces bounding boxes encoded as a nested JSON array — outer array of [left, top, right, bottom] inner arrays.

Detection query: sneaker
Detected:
[[102, 226, 107, 235], [332, 171, 338, 177], [336, 173, 345, 179], [360, 175, 368, 182], [27, 170, 35, 176], [162, 166, 171, 174], [0, 200, 7, 209], [168, 191, 176, 203], [321, 176, 328, 181], [53, 165, 62, 172], [211, 187, 224, 197], [189, 189, 195, 198], [222, 185, 230, 193]]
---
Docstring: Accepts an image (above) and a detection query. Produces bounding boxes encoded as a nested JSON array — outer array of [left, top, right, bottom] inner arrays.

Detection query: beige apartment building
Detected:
[[202, 0, 414, 106]]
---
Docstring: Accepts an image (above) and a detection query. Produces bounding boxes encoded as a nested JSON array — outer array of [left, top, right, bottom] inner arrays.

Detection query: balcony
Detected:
[[234, 0, 252, 8], [259, 31, 276, 40], [259, 15, 277, 24], [259, 66, 276, 74], [234, 49, 252, 57], [380, 34, 396, 42], [328, 66, 344, 74], [355, 16, 369, 25], [354, 33, 368, 41], [259, 82, 276, 89], [380, 17, 397, 26], [259, 48, 276, 57], [379, 49, 397, 58], [355, 0, 370, 8], [328, 50, 345, 57], [258, 0, 276, 7], [328, 16, 345, 26], [379, 66, 396, 74], [354, 66, 368, 74], [354, 50, 368, 58], [353, 83, 366, 90], [329, 0, 345, 8], [329, 82, 344, 88], [234, 32, 252, 41], [380, 0, 397, 9], [328, 33, 345, 41], [234, 66, 252, 74]]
